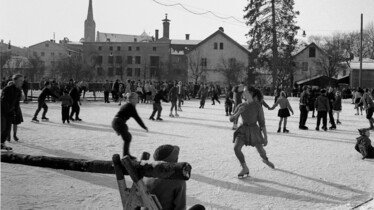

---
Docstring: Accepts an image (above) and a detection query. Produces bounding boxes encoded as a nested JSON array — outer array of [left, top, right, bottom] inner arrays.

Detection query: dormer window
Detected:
[[309, 47, 316, 57]]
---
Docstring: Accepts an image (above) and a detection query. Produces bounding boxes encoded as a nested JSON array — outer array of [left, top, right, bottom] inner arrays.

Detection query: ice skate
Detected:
[[337, 120, 341, 124], [1, 143, 13, 151], [149, 116, 155, 120], [41, 117, 49, 121], [31, 117, 39, 123], [283, 128, 289, 133], [277, 128, 281, 133], [262, 159, 275, 169], [156, 117, 163, 121], [329, 126, 336, 130], [13, 135, 19, 141], [75, 118, 82, 121], [315, 127, 320, 131], [169, 113, 174, 117], [238, 163, 249, 179], [175, 113, 179, 117]]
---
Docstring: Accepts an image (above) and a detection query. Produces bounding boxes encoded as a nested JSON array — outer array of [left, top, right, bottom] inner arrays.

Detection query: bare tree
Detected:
[[218, 57, 245, 85], [187, 50, 206, 84]]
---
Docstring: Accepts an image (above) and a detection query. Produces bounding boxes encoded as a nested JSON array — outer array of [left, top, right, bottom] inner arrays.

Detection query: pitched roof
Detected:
[[28, 40, 66, 49], [171, 39, 201, 45], [292, 42, 327, 58], [2, 55, 32, 69], [187, 30, 250, 55], [350, 62, 374, 70], [96, 31, 152, 42]]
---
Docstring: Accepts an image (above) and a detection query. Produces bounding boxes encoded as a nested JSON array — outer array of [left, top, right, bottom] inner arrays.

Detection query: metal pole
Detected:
[[359, 13, 363, 87]]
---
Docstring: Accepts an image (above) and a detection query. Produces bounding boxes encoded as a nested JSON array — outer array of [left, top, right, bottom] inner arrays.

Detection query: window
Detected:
[[127, 56, 133, 64], [150, 56, 159, 67], [41, 52, 45, 56], [97, 56, 103, 65], [219, 43, 224, 50], [127, 68, 133, 76], [108, 67, 114, 76], [116, 56, 122, 64], [136, 46, 140, 51], [98, 46, 102, 51], [135, 68, 141, 77], [135, 56, 141, 64], [117, 46, 121, 51], [33, 52, 37, 56], [309, 47, 316, 57], [153, 47, 157, 51], [45, 43, 49, 47], [51, 52, 54, 56], [109, 46, 113, 51], [108, 56, 114, 64], [201, 58, 207, 67], [128, 46, 132, 51], [302, 62, 308, 71], [214, 42, 218, 50], [115, 67, 122, 75], [97, 67, 103, 76]]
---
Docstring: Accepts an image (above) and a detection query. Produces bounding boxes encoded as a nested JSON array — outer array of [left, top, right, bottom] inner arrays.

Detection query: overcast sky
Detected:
[[1, 0, 373, 48]]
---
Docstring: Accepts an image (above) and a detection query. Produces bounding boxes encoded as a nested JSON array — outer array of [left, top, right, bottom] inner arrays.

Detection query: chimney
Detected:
[[155, 29, 159, 40], [185, 34, 190, 40], [1, 39, 3, 44], [162, 14, 170, 39], [219, 27, 224, 32]]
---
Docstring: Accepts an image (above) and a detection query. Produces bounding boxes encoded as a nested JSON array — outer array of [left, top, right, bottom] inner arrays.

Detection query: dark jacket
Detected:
[[315, 95, 330, 112], [1, 84, 19, 118], [332, 95, 342, 111], [154, 90, 168, 104], [69, 87, 80, 102], [38, 87, 58, 102]]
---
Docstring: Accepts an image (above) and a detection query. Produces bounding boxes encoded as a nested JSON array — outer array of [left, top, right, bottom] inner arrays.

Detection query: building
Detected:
[[186, 27, 250, 85], [292, 42, 328, 83], [350, 61, 374, 88]]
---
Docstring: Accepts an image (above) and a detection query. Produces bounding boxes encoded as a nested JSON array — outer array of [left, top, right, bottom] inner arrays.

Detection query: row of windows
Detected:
[[98, 46, 157, 52], [96, 67, 158, 77], [213, 42, 224, 50], [97, 56, 142, 65], [33, 51, 63, 57]]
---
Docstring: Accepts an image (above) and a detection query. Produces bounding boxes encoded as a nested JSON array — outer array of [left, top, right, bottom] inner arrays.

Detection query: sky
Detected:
[[0, 0, 374, 48]]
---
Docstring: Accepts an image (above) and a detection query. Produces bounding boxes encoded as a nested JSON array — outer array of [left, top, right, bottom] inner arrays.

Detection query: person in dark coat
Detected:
[[1, 74, 24, 150], [69, 82, 82, 121], [32, 81, 59, 122], [149, 85, 168, 121], [315, 89, 330, 131], [6, 81, 23, 141], [299, 86, 310, 130], [327, 87, 337, 130], [22, 76, 29, 103]]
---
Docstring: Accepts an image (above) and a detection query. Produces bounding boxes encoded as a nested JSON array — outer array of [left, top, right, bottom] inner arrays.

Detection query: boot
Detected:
[[262, 158, 275, 169], [337, 120, 341, 124], [238, 162, 249, 178], [277, 127, 281, 133], [283, 128, 289, 133]]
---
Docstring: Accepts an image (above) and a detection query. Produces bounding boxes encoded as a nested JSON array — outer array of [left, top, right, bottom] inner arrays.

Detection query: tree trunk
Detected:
[[271, 0, 279, 90], [1, 153, 191, 180]]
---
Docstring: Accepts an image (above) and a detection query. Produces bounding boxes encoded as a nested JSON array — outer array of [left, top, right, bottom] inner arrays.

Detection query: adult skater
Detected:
[[168, 82, 179, 117], [149, 85, 168, 121], [6, 81, 23, 141], [112, 92, 148, 159], [269, 91, 294, 133], [1, 74, 24, 150], [299, 86, 310, 130], [327, 87, 337, 130], [229, 86, 274, 178], [197, 83, 208, 109], [69, 82, 82, 121], [315, 89, 330, 131], [362, 89, 374, 130], [32, 81, 59, 122], [232, 83, 244, 130]]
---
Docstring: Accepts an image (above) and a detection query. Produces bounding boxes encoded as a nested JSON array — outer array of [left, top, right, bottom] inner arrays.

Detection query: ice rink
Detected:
[[1, 96, 373, 210]]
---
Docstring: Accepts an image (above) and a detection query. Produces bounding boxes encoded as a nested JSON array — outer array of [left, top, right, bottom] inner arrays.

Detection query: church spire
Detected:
[[84, 0, 96, 42]]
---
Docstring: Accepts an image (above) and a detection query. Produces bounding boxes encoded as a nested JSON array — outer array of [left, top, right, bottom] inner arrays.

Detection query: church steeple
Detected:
[[84, 0, 96, 42]]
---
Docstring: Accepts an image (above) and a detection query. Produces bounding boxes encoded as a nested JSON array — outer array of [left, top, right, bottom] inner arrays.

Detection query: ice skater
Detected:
[[198, 83, 208, 109], [269, 91, 294, 133], [315, 89, 330, 131], [149, 85, 168, 121], [32, 81, 59, 122], [112, 92, 148, 159], [229, 86, 274, 178], [168, 82, 179, 117], [59, 89, 73, 124], [332, 90, 342, 124], [362, 88, 374, 130]]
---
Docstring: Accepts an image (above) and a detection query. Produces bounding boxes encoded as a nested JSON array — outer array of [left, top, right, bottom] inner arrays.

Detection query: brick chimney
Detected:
[[219, 27, 224, 32], [155, 29, 159, 40], [185, 34, 190, 40], [162, 14, 170, 39]]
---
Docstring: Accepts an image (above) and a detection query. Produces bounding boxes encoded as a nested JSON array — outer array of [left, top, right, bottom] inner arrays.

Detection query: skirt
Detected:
[[11, 106, 23, 125], [278, 108, 290, 118], [233, 123, 264, 147]]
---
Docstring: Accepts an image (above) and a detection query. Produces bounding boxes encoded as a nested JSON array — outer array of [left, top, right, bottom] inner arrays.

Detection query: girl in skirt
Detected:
[[269, 91, 294, 133], [332, 91, 342, 124], [112, 92, 148, 159], [230, 86, 274, 178]]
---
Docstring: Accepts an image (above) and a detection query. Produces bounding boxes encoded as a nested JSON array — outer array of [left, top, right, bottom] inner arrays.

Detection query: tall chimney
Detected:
[[185, 34, 190, 40], [219, 27, 224, 32], [162, 14, 170, 39], [155, 29, 159, 40]]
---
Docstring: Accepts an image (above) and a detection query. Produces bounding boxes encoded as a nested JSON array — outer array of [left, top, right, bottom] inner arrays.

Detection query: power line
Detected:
[[151, 0, 246, 24]]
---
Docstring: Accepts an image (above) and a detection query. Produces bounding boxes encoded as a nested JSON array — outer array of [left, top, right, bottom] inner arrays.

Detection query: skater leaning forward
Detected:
[[32, 81, 59, 122], [229, 86, 274, 178], [112, 92, 148, 159]]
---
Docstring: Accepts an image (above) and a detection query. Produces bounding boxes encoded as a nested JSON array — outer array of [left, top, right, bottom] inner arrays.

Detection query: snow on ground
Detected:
[[1, 96, 374, 210]]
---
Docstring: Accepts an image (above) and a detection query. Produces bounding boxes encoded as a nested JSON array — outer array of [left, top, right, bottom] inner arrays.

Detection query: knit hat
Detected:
[[153, 144, 180, 162], [358, 128, 369, 136]]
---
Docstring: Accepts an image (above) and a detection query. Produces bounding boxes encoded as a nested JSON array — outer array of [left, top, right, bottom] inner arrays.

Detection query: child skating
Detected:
[[59, 89, 73, 124], [269, 91, 294, 133], [332, 90, 342, 124], [112, 92, 148, 159]]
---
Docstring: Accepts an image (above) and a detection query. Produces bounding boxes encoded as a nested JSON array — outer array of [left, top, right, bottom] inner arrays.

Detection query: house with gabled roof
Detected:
[[186, 27, 250, 85]]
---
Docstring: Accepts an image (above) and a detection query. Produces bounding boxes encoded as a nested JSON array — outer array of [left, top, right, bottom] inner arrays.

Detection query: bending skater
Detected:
[[229, 86, 274, 178], [149, 85, 168, 121], [112, 92, 148, 159], [32, 81, 59, 122], [269, 91, 294, 133]]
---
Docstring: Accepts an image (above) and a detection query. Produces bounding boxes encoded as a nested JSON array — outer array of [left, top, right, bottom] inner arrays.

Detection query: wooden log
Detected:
[[1, 153, 191, 180]]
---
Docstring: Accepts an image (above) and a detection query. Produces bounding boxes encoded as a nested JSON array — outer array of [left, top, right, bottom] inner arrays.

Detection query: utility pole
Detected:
[[271, 0, 279, 91], [359, 13, 363, 87]]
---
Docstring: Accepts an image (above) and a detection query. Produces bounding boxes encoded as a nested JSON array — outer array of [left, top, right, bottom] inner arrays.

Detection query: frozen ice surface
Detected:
[[1, 97, 373, 210]]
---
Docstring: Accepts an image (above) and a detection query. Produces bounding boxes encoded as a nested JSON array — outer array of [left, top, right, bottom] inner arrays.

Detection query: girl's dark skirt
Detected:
[[278, 108, 290, 118]]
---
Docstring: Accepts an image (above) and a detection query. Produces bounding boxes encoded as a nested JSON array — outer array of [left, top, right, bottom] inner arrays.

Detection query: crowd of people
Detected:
[[2, 74, 374, 209]]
